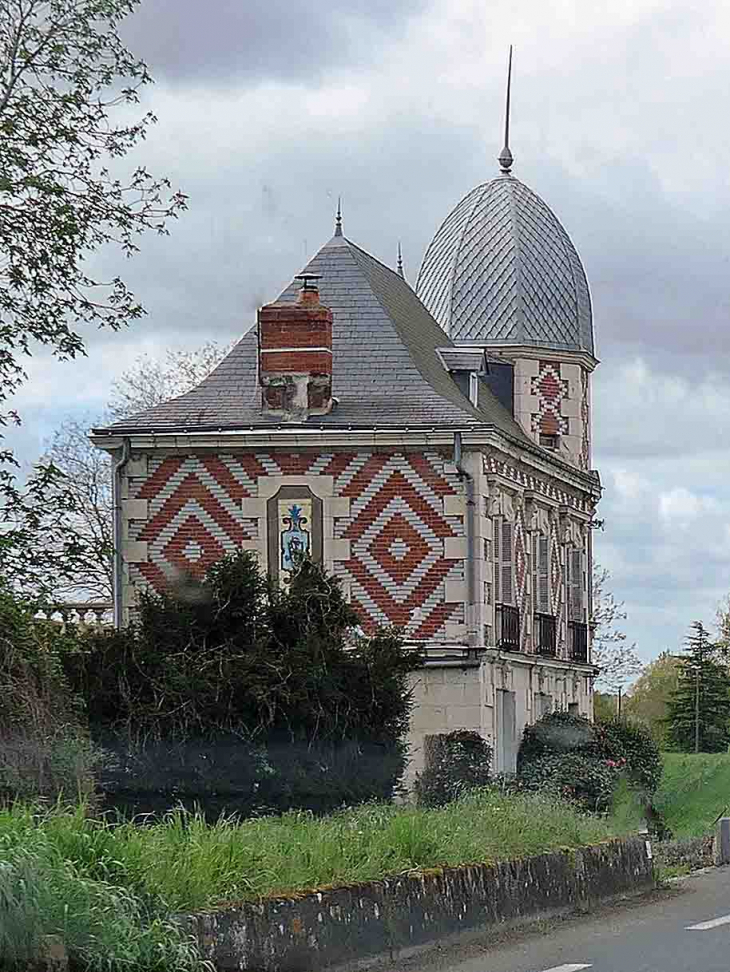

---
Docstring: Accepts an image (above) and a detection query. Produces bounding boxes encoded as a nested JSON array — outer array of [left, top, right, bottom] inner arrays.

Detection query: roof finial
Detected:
[[397, 241, 405, 278], [498, 45, 514, 174], [334, 196, 343, 236]]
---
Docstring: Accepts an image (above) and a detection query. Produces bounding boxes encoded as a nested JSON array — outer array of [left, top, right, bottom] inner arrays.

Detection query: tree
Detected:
[[666, 622, 730, 753], [42, 341, 229, 600], [0, 0, 185, 593], [717, 595, 730, 651], [591, 566, 642, 691], [623, 652, 681, 746], [67, 552, 418, 816], [107, 341, 230, 420]]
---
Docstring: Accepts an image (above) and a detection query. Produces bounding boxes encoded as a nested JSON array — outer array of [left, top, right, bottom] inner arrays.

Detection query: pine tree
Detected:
[[666, 622, 730, 753]]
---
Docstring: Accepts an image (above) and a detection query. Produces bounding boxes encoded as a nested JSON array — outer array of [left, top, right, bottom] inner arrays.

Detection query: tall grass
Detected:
[[0, 804, 206, 972], [655, 752, 730, 837], [1, 790, 631, 921]]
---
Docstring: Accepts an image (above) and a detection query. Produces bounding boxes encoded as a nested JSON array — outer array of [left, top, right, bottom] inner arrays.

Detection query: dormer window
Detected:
[[437, 348, 487, 408]]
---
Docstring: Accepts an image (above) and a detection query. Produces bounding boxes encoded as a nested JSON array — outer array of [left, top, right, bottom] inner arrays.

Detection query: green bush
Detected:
[[70, 553, 418, 817], [519, 753, 619, 813], [0, 586, 96, 805], [594, 717, 662, 795], [518, 709, 598, 772], [414, 730, 492, 807]]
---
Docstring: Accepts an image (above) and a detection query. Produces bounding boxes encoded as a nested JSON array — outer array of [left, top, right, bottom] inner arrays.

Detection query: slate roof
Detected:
[[416, 173, 594, 355], [97, 232, 532, 443]]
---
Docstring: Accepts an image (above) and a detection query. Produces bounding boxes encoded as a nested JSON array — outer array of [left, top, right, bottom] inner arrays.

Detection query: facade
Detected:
[[92, 149, 601, 781]]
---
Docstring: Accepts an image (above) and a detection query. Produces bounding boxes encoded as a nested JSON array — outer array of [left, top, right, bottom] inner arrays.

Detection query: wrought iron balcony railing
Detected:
[[496, 603, 520, 652], [569, 621, 589, 663], [534, 613, 557, 657]]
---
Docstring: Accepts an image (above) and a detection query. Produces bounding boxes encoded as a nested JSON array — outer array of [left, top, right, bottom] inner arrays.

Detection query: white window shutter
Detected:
[[538, 535, 549, 613], [569, 548, 583, 620], [494, 516, 501, 603], [501, 520, 513, 606]]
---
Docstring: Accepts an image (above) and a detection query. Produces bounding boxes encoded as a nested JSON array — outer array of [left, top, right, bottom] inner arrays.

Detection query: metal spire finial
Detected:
[[498, 45, 514, 174], [334, 196, 343, 236], [397, 241, 405, 278]]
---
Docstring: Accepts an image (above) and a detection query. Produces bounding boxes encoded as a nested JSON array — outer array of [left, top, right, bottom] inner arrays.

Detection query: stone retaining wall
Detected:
[[653, 834, 715, 872], [185, 838, 653, 972]]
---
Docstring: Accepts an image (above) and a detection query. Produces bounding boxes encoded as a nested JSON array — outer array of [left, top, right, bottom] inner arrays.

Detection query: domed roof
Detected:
[[416, 173, 594, 355]]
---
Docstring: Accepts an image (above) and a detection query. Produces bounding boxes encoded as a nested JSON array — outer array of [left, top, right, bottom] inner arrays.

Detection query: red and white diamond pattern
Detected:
[[126, 450, 463, 640], [531, 361, 569, 436]]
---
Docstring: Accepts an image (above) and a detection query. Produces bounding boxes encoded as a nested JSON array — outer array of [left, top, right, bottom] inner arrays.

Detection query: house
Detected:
[[91, 135, 600, 780]]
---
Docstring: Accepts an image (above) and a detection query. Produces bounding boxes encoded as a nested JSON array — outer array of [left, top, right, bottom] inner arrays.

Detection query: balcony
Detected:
[[533, 613, 557, 657], [496, 604, 520, 652], [569, 621, 589, 663]]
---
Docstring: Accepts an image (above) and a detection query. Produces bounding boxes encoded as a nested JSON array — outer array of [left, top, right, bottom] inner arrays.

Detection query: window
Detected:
[[469, 371, 479, 405], [484, 581, 492, 605], [494, 518, 514, 605], [567, 546, 584, 621], [532, 533, 550, 614], [568, 702, 580, 716], [539, 433, 559, 450]]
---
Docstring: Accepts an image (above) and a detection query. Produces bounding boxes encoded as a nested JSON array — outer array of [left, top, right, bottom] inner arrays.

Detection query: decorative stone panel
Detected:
[[124, 450, 464, 640], [531, 361, 569, 436]]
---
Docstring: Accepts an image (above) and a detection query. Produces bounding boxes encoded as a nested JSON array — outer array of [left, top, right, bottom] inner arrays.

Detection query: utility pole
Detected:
[[695, 661, 700, 754]]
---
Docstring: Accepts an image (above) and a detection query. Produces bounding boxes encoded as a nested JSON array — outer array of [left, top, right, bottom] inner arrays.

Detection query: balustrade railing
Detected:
[[534, 613, 557, 657], [496, 603, 520, 652], [36, 602, 113, 628], [569, 620, 589, 663]]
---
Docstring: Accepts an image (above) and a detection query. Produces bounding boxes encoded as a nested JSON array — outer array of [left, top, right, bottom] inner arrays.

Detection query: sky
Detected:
[[7, 0, 730, 666]]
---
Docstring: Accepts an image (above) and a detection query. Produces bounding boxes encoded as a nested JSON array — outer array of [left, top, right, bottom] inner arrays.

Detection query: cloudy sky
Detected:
[[8, 0, 730, 665]]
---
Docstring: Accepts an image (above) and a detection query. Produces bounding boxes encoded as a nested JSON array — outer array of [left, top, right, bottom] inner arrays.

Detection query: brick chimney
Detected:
[[258, 274, 333, 419]]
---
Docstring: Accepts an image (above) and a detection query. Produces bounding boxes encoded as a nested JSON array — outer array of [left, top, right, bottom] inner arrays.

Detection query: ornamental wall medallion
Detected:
[[267, 485, 323, 588]]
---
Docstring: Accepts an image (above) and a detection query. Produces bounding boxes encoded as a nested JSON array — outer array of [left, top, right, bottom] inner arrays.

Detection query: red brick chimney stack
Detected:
[[258, 274, 334, 419]]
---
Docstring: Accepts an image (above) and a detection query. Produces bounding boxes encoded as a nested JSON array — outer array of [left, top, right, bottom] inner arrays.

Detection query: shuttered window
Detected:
[[567, 546, 584, 621], [532, 533, 550, 613], [494, 517, 514, 605]]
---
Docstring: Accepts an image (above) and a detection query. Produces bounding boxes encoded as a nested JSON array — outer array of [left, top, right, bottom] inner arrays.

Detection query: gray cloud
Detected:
[[10, 0, 730, 669], [122, 0, 431, 84]]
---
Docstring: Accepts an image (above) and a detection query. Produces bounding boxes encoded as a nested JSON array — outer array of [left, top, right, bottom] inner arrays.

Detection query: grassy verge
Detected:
[[0, 790, 637, 970], [655, 753, 730, 838], [4, 790, 631, 905]]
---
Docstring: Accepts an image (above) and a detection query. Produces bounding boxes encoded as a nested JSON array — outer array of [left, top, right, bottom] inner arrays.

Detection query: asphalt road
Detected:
[[388, 867, 730, 972]]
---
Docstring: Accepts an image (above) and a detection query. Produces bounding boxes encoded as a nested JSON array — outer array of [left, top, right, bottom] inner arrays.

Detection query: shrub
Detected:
[[415, 730, 492, 807], [518, 709, 598, 773], [594, 717, 663, 795], [70, 553, 418, 817], [0, 586, 96, 805], [519, 753, 618, 813]]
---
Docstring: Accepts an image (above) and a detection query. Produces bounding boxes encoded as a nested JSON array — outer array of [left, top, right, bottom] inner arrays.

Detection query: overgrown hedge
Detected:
[[66, 553, 418, 817], [414, 730, 492, 807], [516, 709, 663, 814]]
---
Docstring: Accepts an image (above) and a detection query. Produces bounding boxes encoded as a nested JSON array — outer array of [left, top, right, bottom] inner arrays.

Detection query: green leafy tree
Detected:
[[666, 622, 730, 753], [0, 0, 185, 593], [624, 651, 681, 746]]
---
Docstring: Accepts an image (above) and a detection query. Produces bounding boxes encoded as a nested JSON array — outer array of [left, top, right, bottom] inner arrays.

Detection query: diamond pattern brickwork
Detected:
[[126, 450, 463, 641], [531, 361, 569, 436]]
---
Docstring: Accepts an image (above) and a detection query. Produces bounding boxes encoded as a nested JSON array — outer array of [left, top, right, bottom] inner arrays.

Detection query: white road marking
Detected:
[[687, 913, 730, 930], [540, 965, 592, 971]]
